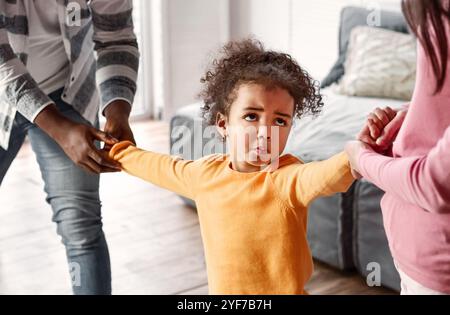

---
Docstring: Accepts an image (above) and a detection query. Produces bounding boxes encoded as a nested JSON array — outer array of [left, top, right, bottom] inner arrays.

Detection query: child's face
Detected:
[[216, 83, 294, 172]]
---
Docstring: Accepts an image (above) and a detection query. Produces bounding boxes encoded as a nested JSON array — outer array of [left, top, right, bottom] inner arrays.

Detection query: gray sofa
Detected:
[[169, 6, 411, 292]]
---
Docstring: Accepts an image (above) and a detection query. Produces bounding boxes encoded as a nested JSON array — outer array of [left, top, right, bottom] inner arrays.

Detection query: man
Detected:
[[0, 0, 139, 294]]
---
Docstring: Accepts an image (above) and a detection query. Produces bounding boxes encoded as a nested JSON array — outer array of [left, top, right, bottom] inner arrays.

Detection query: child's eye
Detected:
[[275, 118, 287, 126], [244, 114, 258, 122]]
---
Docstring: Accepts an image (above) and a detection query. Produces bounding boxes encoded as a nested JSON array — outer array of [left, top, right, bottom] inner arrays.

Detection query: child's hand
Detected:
[[345, 140, 372, 179]]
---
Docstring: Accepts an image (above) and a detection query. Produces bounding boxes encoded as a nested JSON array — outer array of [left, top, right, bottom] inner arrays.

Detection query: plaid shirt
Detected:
[[0, 0, 140, 149]]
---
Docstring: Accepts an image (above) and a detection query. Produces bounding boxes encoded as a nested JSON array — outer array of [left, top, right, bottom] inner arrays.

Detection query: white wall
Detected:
[[230, 0, 291, 51], [154, 0, 229, 120], [230, 0, 402, 80], [291, 0, 402, 79]]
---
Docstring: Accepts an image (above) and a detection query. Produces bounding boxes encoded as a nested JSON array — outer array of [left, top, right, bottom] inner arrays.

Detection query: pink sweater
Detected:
[[357, 20, 450, 293]]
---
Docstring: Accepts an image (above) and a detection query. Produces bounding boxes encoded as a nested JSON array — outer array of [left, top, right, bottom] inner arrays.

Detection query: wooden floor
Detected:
[[0, 120, 396, 295]]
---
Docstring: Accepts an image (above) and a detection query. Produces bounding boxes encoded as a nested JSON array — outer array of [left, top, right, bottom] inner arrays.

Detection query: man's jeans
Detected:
[[0, 89, 111, 295]]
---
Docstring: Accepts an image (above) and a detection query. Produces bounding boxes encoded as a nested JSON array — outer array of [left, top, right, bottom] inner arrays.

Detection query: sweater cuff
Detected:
[[98, 79, 136, 115], [109, 140, 136, 161]]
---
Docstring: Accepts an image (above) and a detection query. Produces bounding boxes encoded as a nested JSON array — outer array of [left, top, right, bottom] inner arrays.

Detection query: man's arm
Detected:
[[89, 0, 140, 146], [0, 28, 120, 173], [90, 0, 140, 116], [0, 28, 54, 126]]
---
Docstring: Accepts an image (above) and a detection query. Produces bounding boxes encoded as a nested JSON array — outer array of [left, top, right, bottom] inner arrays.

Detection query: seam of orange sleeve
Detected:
[[267, 171, 301, 213], [304, 152, 353, 204]]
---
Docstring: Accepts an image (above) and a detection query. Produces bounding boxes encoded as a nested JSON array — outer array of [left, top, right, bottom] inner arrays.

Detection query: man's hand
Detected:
[[35, 104, 122, 174], [103, 100, 136, 151]]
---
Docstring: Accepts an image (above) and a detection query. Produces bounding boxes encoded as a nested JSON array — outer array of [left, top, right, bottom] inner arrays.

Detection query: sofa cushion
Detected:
[[170, 102, 226, 161], [336, 26, 416, 101], [169, 103, 225, 207], [321, 6, 410, 88], [307, 183, 356, 270], [352, 179, 401, 291]]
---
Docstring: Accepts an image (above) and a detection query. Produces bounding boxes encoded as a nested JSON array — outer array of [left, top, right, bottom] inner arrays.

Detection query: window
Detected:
[[131, 0, 153, 119]]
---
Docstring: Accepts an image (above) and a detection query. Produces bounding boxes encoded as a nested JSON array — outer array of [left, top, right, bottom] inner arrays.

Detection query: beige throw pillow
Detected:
[[335, 26, 417, 101]]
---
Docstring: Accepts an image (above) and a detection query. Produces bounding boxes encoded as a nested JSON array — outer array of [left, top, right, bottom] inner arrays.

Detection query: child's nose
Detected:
[[257, 126, 271, 140]]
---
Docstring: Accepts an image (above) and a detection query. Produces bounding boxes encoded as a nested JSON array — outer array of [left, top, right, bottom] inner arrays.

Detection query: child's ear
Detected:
[[215, 112, 227, 139]]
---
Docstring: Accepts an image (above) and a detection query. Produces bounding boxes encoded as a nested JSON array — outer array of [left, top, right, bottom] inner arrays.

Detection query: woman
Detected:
[[346, 0, 450, 294]]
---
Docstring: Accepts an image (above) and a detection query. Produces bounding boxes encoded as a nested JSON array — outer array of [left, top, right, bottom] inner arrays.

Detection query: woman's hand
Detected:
[[357, 107, 396, 145], [345, 140, 372, 179], [357, 107, 407, 153], [375, 109, 407, 149]]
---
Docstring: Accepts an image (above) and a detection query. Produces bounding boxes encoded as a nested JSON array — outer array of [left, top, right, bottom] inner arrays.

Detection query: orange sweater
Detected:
[[110, 141, 354, 294]]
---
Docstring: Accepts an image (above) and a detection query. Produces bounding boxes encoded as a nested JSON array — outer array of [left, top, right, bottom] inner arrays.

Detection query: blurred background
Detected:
[[131, 0, 402, 121]]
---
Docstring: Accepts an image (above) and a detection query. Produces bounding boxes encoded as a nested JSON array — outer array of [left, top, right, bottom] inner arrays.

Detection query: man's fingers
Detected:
[[83, 158, 102, 174], [83, 156, 120, 174], [79, 164, 95, 174], [103, 143, 113, 151], [80, 160, 101, 174], [91, 128, 118, 146], [87, 146, 121, 170], [100, 166, 122, 173]]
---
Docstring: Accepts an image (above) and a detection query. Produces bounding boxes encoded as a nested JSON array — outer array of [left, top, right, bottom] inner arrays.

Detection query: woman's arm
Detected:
[[354, 125, 450, 214], [109, 141, 198, 200]]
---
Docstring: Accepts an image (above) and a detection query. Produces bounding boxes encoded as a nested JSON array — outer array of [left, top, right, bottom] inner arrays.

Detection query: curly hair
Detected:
[[199, 38, 324, 125]]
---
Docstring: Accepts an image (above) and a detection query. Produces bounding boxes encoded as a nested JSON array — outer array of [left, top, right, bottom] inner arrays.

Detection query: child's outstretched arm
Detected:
[[272, 152, 356, 209], [294, 151, 355, 207], [109, 141, 198, 200]]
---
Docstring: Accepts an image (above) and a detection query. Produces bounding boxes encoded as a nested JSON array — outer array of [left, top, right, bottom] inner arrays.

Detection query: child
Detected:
[[109, 39, 358, 294]]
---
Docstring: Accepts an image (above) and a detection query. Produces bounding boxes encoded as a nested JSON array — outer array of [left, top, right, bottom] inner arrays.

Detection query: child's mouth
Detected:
[[255, 147, 269, 155]]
